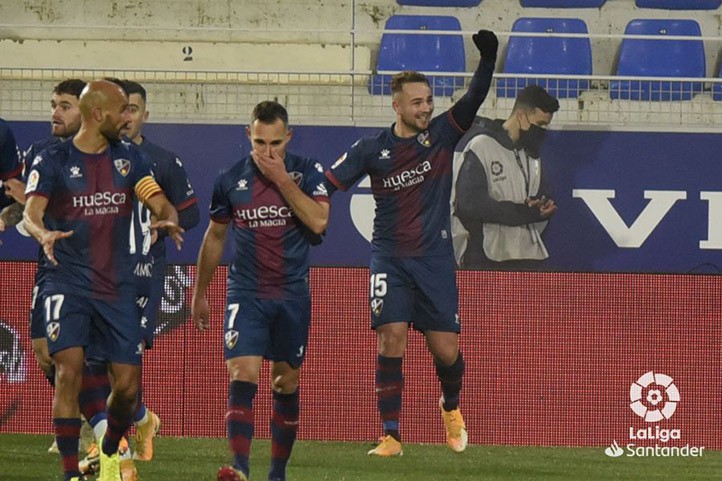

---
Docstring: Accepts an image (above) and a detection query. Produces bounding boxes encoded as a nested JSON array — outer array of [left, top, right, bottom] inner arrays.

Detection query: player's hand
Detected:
[[472, 29, 498, 63], [40, 230, 74, 266], [539, 198, 557, 218], [150, 220, 184, 250], [191, 293, 210, 331], [527, 196, 557, 218], [3, 178, 27, 205], [150, 214, 159, 245], [252, 150, 288, 186]]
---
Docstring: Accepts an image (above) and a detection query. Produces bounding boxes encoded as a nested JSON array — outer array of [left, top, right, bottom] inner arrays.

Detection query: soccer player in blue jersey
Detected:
[[192, 101, 329, 481], [0, 80, 100, 460], [121, 79, 200, 461], [23, 79, 184, 481], [324, 30, 498, 456], [8, 79, 88, 392], [0, 117, 22, 231]]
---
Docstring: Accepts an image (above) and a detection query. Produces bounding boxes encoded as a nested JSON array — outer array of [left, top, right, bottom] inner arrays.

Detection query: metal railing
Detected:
[[2, 68, 722, 130]]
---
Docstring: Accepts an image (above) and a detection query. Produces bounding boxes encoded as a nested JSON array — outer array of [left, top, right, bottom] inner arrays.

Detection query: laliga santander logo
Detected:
[[629, 371, 679, 423], [604, 371, 704, 458]]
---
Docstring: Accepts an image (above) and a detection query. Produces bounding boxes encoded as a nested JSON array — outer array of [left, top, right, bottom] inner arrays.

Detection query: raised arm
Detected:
[[450, 30, 499, 131], [252, 151, 329, 234]]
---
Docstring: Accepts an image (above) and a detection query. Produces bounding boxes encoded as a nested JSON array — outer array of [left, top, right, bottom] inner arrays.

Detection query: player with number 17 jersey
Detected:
[[25, 139, 161, 300]]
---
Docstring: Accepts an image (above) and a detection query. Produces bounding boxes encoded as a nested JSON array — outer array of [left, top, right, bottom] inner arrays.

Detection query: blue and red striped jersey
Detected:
[[210, 153, 329, 299], [130, 138, 198, 275], [326, 110, 464, 257], [0, 118, 22, 209], [25, 140, 156, 300]]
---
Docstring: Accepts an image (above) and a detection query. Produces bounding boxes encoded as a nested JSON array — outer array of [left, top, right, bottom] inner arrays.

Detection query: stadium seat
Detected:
[[610, 19, 705, 101], [520, 0, 606, 7], [635, 0, 722, 10], [496, 18, 592, 99], [397, 0, 481, 5], [370, 15, 465, 96]]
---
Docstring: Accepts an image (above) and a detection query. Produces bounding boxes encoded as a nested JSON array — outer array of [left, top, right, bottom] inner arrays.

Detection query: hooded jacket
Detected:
[[451, 117, 551, 269]]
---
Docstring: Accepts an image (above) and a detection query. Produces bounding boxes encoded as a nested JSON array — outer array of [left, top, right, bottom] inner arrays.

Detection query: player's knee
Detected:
[[376, 328, 406, 357], [227, 364, 260, 384], [54, 363, 83, 393], [432, 345, 459, 367], [271, 370, 300, 393], [112, 382, 140, 408]]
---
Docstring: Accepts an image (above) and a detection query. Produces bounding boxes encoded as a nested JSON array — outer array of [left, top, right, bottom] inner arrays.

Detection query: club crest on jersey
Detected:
[[417, 131, 431, 147], [69, 165, 83, 179], [289, 171, 303, 186], [236, 179, 248, 191], [225, 330, 239, 349], [371, 298, 384, 317], [379, 149, 391, 160], [114, 159, 131, 177], [46, 322, 60, 342]]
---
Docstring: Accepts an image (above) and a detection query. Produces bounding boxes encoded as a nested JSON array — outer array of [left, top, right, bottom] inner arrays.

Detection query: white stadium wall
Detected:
[[2, 0, 722, 128]]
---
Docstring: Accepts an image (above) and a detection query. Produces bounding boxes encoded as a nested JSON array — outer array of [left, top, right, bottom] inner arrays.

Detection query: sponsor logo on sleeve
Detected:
[[25, 170, 39, 193]]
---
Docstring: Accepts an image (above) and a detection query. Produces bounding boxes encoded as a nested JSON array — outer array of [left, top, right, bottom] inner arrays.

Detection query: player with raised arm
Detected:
[[192, 101, 329, 481], [23, 79, 183, 481], [324, 30, 498, 456]]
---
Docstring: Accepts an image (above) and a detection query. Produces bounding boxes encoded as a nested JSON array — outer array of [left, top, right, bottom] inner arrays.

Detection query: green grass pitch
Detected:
[[1, 434, 720, 481]]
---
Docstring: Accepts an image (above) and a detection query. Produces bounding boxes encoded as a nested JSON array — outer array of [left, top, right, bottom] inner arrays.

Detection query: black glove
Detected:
[[472, 29, 498, 63]]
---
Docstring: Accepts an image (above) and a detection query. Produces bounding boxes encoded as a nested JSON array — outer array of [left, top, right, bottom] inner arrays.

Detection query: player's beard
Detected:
[[101, 117, 126, 142], [400, 111, 430, 135], [51, 118, 80, 138]]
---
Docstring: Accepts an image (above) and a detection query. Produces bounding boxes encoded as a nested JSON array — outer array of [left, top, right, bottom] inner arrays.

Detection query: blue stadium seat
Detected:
[[370, 15, 465, 96], [397, 0, 481, 5], [496, 18, 592, 99], [635, 0, 721, 10], [520, 0, 606, 7], [610, 19, 705, 101]]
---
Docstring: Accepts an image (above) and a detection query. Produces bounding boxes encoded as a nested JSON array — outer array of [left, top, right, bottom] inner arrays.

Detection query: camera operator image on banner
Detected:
[[451, 85, 560, 271]]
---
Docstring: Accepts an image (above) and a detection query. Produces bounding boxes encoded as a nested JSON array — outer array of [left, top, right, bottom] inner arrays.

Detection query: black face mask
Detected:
[[517, 124, 547, 159]]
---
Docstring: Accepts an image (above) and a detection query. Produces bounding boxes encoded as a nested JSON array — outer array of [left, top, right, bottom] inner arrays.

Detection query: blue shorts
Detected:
[[369, 254, 460, 333], [44, 291, 142, 365], [223, 293, 311, 368], [134, 258, 165, 349]]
